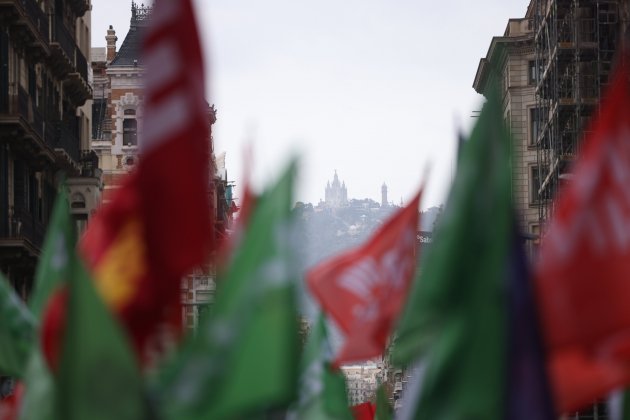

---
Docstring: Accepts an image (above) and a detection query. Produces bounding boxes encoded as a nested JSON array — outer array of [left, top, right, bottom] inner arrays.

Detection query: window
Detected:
[[124, 108, 136, 116], [123, 118, 137, 146], [502, 68, 509, 97], [528, 60, 537, 85], [530, 108, 542, 145], [71, 193, 86, 209]]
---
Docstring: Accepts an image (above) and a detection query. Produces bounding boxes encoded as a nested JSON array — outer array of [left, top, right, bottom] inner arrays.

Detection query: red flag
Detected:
[[307, 190, 421, 365], [535, 52, 630, 412], [351, 402, 375, 420], [0, 383, 23, 420], [78, 0, 213, 356]]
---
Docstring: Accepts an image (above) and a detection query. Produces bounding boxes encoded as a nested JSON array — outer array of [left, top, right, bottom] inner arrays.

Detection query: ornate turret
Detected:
[[131, 1, 152, 23], [110, 1, 153, 67]]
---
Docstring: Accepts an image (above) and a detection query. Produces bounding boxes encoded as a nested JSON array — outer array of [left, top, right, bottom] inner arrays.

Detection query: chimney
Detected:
[[106, 25, 117, 62]]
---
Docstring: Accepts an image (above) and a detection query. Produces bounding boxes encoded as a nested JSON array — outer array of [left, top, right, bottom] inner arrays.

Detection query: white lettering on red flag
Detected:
[[535, 57, 630, 413], [307, 190, 422, 365], [137, 0, 213, 278]]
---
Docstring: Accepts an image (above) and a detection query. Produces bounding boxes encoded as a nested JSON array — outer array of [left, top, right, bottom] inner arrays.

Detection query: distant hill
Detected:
[[293, 200, 441, 270]]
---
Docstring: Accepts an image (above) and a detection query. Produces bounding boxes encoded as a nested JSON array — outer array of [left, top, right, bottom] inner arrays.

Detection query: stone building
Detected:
[[532, 0, 629, 227], [91, 1, 149, 203], [0, 0, 100, 398], [341, 363, 381, 406], [0, 0, 97, 297], [473, 5, 540, 254], [474, 0, 629, 258]]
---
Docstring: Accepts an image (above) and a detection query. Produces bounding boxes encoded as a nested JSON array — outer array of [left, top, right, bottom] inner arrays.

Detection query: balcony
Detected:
[[64, 46, 92, 106], [0, 86, 56, 166], [0, 206, 45, 261], [53, 119, 81, 170], [78, 150, 102, 179], [0, 0, 50, 58], [49, 15, 92, 104], [67, 0, 89, 17], [49, 15, 75, 74]]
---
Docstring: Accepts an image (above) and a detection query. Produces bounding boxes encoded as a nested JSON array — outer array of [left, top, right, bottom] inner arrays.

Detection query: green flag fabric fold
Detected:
[[15, 189, 145, 420], [55, 199, 146, 420], [392, 86, 513, 418], [0, 274, 35, 378], [375, 384, 393, 420], [29, 190, 74, 319], [158, 161, 301, 420], [289, 314, 353, 420]]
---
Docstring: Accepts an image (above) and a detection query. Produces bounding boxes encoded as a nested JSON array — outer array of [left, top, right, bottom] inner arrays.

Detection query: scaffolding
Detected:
[[534, 0, 622, 225]]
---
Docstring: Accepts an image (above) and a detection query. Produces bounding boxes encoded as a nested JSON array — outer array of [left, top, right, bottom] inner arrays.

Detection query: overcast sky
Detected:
[[91, 0, 529, 210]]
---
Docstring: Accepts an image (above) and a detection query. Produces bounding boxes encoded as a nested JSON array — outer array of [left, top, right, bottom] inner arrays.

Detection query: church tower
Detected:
[[381, 183, 388, 207], [324, 171, 348, 208]]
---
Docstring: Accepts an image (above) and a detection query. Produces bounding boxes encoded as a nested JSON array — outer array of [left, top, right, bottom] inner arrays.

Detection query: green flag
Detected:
[[55, 212, 146, 420], [0, 273, 35, 378], [289, 314, 353, 420], [19, 190, 74, 420], [392, 87, 512, 418], [29, 189, 74, 319], [375, 384, 393, 420], [158, 162, 301, 419]]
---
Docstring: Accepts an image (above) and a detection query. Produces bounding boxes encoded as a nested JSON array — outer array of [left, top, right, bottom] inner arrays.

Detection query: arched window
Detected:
[[124, 108, 136, 116], [123, 118, 137, 146], [71, 193, 86, 209]]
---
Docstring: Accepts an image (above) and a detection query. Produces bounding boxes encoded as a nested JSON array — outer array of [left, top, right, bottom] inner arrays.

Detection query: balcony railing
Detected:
[[51, 16, 75, 62], [17, 86, 29, 119], [54, 120, 80, 164], [19, 0, 49, 43], [1, 87, 59, 150], [75, 47, 88, 82], [79, 150, 101, 178], [2, 207, 45, 251]]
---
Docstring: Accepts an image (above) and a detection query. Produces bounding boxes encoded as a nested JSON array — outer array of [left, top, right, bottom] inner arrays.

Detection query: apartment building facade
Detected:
[[0, 0, 96, 297]]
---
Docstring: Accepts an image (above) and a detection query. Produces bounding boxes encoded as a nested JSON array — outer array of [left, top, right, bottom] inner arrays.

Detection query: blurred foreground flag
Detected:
[[158, 163, 300, 420], [19, 191, 74, 420], [0, 384, 21, 420], [288, 314, 353, 420], [392, 87, 554, 419], [80, 0, 213, 355], [351, 402, 375, 420], [0, 273, 35, 378], [375, 384, 393, 420], [535, 53, 630, 412], [307, 189, 421, 365], [56, 212, 145, 420]]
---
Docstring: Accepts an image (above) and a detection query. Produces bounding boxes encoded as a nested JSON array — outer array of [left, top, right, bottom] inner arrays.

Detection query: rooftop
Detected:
[[110, 1, 152, 67]]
